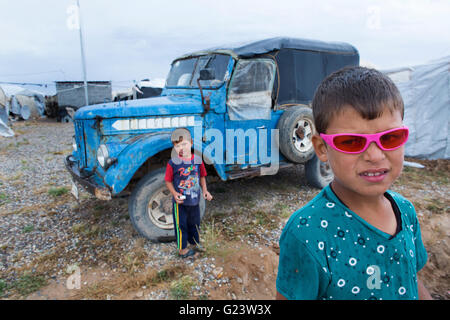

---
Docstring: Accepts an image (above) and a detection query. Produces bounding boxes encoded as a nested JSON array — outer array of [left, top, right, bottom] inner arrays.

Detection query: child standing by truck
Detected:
[[165, 128, 213, 258], [276, 66, 432, 300]]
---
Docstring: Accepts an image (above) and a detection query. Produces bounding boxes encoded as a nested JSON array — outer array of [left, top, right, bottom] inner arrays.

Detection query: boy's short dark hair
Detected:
[[171, 128, 192, 144], [312, 66, 404, 134]]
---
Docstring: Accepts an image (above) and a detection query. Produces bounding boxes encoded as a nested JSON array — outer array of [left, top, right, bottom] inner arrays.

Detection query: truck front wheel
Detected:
[[128, 168, 206, 242]]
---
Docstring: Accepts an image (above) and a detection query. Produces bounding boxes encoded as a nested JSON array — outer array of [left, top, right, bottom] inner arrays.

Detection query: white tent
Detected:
[[384, 56, 450, 160], [0, 86, 9, 123], [0, 84, 46, 118], [0, 86, 14, 137]]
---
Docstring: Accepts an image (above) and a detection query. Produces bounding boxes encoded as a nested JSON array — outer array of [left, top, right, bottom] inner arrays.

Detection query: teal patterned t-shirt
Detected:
[[276, 184, 428, 300]]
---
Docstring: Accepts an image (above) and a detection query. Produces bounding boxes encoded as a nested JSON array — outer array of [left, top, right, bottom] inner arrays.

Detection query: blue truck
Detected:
[[65, 37, 359, 241]]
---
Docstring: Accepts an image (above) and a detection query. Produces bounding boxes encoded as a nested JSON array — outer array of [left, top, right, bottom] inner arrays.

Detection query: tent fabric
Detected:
[[0, 105, 8, 125], [385, 56, 449, 159], [15, 95, 41, 119], [0, 87, 9, 124], [0, 85, 45, 119], [0, 117, 14, 137], [0, 86, 7, 108]]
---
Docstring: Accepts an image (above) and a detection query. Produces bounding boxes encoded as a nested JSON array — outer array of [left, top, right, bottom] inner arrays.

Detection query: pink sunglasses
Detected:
[[320, 126, 409, 154]]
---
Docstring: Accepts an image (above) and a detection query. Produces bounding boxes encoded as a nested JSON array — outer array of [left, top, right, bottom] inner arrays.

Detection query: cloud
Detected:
[[0, 0, 449, 86]]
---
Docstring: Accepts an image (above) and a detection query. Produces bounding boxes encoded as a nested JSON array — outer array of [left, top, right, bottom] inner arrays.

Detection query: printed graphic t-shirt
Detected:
[[276, 184, 428, 300], [165, 154, 207, 206]]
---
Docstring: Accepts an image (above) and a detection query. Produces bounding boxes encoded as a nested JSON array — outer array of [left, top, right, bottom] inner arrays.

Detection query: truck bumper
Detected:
[[64, 155, 112, 200]]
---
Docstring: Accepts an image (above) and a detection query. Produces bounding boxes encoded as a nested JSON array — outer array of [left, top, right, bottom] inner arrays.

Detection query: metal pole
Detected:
[[77, 0, 89, 106]]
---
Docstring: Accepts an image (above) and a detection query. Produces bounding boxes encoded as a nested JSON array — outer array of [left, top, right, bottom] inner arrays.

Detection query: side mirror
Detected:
[[199, 68, 215, 81]]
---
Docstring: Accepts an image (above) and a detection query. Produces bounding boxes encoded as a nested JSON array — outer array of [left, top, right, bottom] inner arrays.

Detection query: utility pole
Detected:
[[77, 0, 89, 106]]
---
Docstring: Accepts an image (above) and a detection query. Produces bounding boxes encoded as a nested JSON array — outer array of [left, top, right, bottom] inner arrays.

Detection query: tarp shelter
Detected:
[[0, 117, 14, 137], [384, 56, 450, 159], [0, 84, 46, 119], [0, 86, 9, 123], [0, 86, 13, 137]]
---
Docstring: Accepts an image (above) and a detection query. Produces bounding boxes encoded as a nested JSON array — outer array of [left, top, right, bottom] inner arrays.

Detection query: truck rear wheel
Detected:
[[277, 105, 316, 164], [128, 167, 206, 242], [305, 155, 334, 189]]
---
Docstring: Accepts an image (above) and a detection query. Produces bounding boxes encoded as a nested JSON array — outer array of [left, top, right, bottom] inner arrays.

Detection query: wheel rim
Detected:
[[292, 118, 313, 153], [147, 187, 174, 230]]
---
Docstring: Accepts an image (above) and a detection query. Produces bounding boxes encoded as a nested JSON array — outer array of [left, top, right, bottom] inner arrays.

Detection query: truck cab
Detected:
[[65, 37, 359, 241]]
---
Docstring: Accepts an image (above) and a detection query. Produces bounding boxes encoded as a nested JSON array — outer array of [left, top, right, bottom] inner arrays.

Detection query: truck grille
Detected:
[[74, 120, 87, 168]]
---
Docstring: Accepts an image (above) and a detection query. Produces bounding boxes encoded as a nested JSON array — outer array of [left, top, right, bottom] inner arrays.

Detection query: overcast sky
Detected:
[[0, 0, 449, 91]]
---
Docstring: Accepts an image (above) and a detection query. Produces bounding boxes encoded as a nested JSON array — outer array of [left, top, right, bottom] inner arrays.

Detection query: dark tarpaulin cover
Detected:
[[212, 37, 359, 106], [181, 37, 360, 106], [273, 47, 359, 106], [213, 36, 358, 58]]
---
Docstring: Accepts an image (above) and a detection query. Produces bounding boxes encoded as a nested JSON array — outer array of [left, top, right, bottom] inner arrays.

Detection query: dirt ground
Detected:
[[1, 120, 449, 300], [26, 161, 450, 301]]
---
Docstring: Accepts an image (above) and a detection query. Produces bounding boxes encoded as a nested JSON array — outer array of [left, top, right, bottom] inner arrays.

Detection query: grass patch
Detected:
[[396, 164, 449, 187], [425, 199, 449, 215], [154, 270, 171, 283], [274, 202, 292, 219], [169, 275, 196, 300], [0, 279, 7, 296], [51, 149, 72, 155], [72, 223, 103, 238], [7, 172, 23, 181], [0, 192, 8, 206], [239, 194, 254, 208], [13, 273, 46, 296], [73, 264, 185, 299], [72, 223, 89, 234], [201, 220, 235, 258], [22, 224, 34, 233], [253, 210, 277, 229], [48, 186, 69, 197]]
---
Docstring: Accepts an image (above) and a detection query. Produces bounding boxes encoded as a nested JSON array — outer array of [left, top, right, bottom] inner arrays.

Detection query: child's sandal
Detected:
[[179, 249, 196, 259]]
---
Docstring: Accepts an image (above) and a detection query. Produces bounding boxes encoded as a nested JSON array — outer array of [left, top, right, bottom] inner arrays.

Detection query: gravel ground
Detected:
[[0, 119, 287, 299], [0, 118, 448, 300]]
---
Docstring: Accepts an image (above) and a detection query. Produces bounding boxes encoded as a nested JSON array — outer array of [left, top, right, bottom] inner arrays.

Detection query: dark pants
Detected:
[[172, 202, 200, 250]]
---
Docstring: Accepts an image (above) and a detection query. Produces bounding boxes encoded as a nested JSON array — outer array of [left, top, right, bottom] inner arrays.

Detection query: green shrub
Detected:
[[48, 187, 69, 197]]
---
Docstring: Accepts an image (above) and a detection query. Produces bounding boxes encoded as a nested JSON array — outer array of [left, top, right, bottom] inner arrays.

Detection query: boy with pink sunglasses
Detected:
[[276, 66, 432, 300]]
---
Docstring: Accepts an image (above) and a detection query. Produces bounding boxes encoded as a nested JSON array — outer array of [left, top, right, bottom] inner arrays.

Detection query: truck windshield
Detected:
[[166, 54, 230, 88]]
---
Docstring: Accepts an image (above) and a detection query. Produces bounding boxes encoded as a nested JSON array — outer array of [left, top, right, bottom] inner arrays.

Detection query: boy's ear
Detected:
[[312, 134, 329, 162]]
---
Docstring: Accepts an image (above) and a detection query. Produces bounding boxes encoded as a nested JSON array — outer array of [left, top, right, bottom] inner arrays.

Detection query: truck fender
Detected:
[[104, 132, 172, 195], [104, 133, 228, 195]]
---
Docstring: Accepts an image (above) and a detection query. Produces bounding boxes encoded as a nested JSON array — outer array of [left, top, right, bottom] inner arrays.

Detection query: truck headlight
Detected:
[[72, 136, 77, 152], [97, 144, 109, 167]]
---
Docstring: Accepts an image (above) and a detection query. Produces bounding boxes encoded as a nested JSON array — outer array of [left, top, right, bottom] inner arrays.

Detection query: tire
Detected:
[[128, 167, 206, 242], [305, 154, 334, 189], [277, 105, 316, 164], [61, 115, 73, 123]]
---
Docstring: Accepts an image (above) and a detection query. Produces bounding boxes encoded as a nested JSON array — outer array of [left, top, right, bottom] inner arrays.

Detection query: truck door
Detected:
[[225, 58, 277, 169]]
